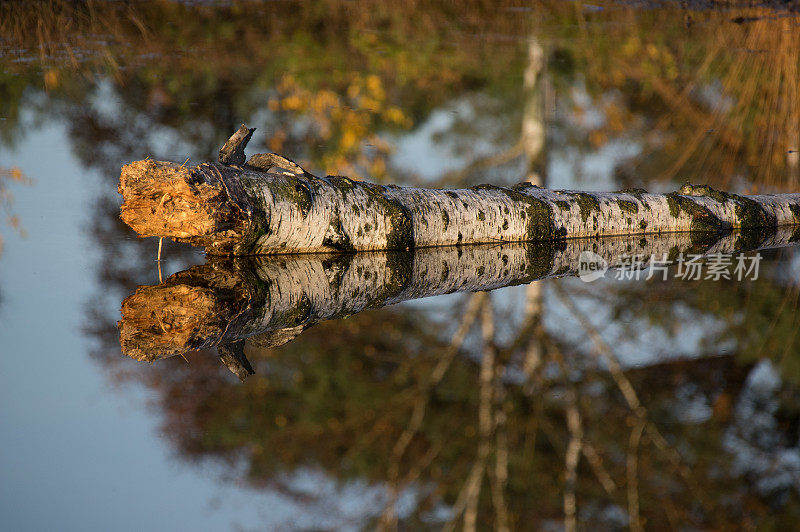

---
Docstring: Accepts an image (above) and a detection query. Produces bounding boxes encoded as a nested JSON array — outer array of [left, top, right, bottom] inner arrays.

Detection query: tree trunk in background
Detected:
[[789, 131, 799, 186], [522, 37, 548, 187], [521, 35, 549, 376]]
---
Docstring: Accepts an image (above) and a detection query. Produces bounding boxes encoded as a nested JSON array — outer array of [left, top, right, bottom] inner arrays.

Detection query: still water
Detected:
[[1, 1, 800, 530]]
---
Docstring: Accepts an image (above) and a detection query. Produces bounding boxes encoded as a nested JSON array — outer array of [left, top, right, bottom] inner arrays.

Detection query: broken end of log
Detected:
[[118, 263, 251, 362], [119, 159, 249, 252], [118, 282, 225, 362]]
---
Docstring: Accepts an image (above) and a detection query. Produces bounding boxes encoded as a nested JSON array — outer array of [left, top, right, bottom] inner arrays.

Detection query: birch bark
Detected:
[[118, 228, 797, 366], [119, 127, 800, 255]]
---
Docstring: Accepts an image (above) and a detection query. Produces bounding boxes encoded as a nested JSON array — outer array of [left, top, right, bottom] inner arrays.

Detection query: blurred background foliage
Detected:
[[0, 165, 30, 257], [1, 0, 798, 186]]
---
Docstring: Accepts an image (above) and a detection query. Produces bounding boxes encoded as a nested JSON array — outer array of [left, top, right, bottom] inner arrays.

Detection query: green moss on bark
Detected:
[[789, 204, 800, 223], [618, 188, 651, 210], [665, 192, 730, 233], [233, 177, 273, 255], [569, 193, 601, 223], [494, 187, 561, 242], [333, 180, 415, 251], [365, 251, 413, 306], [790, 225, 800, 243], [617, 199, 639, 214], [524, 240, 564, 280], [271, 294, 312, 328], [270, 175, 314, 215], [678, 183, 776, 231]]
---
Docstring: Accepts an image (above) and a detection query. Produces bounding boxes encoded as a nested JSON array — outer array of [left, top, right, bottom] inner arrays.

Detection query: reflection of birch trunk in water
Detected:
[[119, 126, 800, 255], [552, 284, 722, 522], [118, 229, 797, 373], [463, 306, 495, 532], [379, 294, 485, 530]]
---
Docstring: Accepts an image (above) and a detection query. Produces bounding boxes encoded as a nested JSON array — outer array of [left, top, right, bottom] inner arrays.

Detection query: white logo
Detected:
[[578, 251, 608, 282]]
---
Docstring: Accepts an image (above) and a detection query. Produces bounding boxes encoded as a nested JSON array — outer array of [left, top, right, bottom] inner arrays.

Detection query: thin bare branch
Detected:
[[627, 418, 646, 532]]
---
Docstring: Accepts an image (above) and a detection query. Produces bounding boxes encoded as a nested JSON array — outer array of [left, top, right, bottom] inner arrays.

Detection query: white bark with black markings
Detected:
[[119, 126, 800, 255], [119, 227, 797, 371]]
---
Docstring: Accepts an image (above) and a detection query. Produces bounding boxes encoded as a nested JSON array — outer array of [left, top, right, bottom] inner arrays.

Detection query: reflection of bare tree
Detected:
[[379, 293, 484, 530], [627, 417, 646, 532], [105, 248, 800, 530]]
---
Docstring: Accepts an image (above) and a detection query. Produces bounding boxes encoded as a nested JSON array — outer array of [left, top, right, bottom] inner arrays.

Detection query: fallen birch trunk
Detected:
[[118, 228, 797, 377], [119, 125, 800, 255]]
